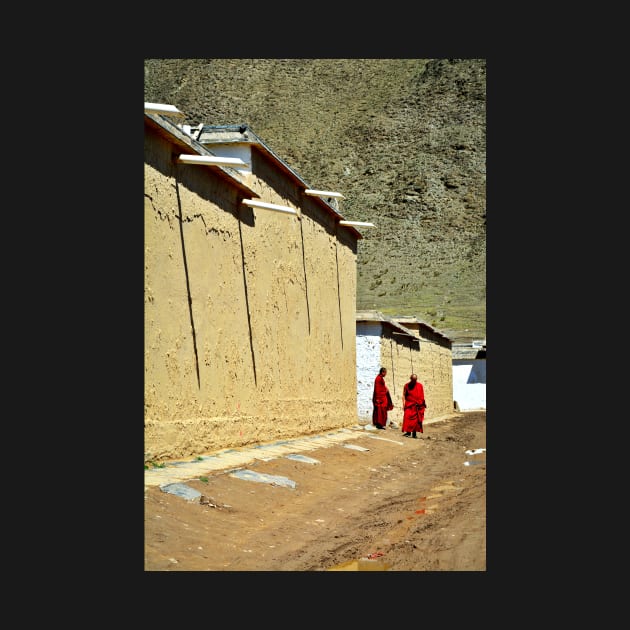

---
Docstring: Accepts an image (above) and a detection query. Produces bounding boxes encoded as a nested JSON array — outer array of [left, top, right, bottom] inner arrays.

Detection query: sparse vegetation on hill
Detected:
[[144, 58, 485, 342]]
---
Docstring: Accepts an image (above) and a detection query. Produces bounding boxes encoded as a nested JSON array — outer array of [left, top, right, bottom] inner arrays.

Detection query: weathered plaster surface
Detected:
[[145, 125, 357, 462], [356, 321, 454, 425]]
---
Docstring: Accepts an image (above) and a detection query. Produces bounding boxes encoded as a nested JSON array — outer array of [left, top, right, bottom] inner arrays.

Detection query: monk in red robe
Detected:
[[372, 367, 393, 429], [401, 374, 427, 438]]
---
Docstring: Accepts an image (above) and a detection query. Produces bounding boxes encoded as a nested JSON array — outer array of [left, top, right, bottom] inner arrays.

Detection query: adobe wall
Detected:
[[378, 331, 453, 424], [355, 322, 453, 425], [144, 125, 358, 463]]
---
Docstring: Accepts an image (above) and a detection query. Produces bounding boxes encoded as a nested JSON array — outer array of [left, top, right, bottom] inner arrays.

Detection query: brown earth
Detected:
[[144, 410, 486, 571]]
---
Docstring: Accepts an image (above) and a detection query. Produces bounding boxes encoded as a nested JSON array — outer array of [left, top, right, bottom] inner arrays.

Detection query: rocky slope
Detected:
[[144, 58, 486, 342]]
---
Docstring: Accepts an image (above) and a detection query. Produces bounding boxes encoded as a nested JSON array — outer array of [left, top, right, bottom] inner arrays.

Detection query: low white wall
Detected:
[[453, 359, 486, 410], [356, 323, 382, 422]]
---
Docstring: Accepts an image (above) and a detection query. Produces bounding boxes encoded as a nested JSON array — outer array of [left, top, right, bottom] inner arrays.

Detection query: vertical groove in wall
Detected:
[[299, 219, 311, 334], [237, 208, 257, 386], [175, 176, 201, 389], [335, 236, 343, 350]]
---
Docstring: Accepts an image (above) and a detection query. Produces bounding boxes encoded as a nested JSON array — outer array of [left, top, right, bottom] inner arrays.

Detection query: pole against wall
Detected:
[[144, 102, 185, 118], [339, 220, 375, 227], [242, 199, 297, 215], [177, 154, 249, 168], [304, 189, 345, 199]]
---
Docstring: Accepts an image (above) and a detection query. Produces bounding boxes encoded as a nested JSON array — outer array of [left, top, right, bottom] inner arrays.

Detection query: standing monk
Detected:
[[372, 367, 393, 430], [401, 374, 427, 439]]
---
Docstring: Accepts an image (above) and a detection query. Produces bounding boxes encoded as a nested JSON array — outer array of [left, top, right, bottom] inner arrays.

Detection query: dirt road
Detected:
[[144, 411, 486, 571]]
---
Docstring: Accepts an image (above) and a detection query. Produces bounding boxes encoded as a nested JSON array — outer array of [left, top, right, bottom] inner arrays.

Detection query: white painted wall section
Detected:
[[208, 144, 252, 175], [452, 359, 486, 411], [356, 322, 383, 422]]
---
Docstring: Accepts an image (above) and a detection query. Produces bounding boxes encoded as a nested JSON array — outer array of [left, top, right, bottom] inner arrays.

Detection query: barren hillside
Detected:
[[144, 58, 486, 342]]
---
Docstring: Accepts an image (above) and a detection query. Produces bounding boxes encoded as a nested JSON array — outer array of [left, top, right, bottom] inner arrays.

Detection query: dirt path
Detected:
[[144, 411, 486, 571]]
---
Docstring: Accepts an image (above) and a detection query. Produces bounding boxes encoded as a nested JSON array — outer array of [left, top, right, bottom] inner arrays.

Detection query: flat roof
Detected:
[[357, 311, 451, 342]]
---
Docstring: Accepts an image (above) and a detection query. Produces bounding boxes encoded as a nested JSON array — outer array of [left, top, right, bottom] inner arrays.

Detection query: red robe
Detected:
[[372, 373, 393, 428], [401, 381, 426, 434]]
